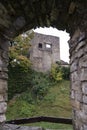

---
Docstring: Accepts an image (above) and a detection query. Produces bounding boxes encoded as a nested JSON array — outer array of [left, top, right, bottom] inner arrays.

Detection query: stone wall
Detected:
[[30, 33, 60, 72], [0, 37, 9, 124], [69, 29, 87, 130], [1, 124, 43, 130]]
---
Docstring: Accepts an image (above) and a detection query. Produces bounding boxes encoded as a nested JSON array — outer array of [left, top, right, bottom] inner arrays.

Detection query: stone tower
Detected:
[[30, 32, 60, 72]]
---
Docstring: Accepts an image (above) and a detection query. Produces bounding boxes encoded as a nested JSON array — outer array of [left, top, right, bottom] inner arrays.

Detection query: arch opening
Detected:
[[0, 1, 87, 130], [6, 27, 72, 129]]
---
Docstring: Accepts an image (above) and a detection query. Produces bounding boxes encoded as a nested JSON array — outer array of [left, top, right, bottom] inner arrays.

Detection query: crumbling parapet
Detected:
[[69, 29, 87, 130], [0, 36, 9, 124]]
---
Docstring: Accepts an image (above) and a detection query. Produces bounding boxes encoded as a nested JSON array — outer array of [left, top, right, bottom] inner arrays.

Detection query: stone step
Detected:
[[0, 124, 44, 130]]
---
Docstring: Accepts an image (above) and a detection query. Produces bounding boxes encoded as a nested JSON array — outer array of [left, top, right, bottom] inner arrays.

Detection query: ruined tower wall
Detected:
[[30, 33, 60, 72]]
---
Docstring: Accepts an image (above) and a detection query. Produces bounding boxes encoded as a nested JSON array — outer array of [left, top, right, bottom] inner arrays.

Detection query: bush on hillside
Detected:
[[50, 64, 70, 82], [50, 64, 63, 82], [61, 66, 70, 80]]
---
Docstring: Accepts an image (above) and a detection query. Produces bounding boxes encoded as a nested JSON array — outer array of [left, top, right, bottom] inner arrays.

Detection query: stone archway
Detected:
[[0, 1, 87, 130]]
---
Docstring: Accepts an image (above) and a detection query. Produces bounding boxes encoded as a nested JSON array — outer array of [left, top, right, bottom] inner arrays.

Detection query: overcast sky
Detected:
[[34, 27, 70, 63]]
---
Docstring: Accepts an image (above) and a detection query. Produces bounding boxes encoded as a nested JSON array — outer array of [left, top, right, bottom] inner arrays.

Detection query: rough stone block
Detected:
[[70, 53, 78, 64], [0, 79, 7, 93], [2, 124, 43, 130], [71, 80, 81, 91], [77, 48, 84, 58], [83, 95, 87, 104], [82, 82, 87, 95], [71, 99, 81, 110], [75, 41, 86, 51], [71, 90, 75, 99], [0, 114, 6, 123], [70, 59, 78, 72], [0, 71, 8, 80], [83, 125, 87, 130], [84, 44, 87, 53], [0, 93, 7, 102], [79, 55, 87, 68], [71, 71, 79, 82], [0, 102, 7, 114], [78, 111, 87, 124], [83, 104, 87, 115], [75, 91, 82, 102], [80, 68, 87, 81]]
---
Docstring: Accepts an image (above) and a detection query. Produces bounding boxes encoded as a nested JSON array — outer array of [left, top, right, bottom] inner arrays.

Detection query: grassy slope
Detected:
[[6, 80, 73, 129]]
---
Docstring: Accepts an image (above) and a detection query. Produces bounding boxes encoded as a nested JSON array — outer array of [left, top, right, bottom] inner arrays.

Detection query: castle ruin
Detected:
[[30, 33, 60, 72]]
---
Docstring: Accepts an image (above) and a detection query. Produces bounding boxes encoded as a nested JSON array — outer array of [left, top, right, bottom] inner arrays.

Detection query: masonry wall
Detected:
[[0, 37, 9, 124], [30, 33, 60, 72], [69, 29, 87, 130]]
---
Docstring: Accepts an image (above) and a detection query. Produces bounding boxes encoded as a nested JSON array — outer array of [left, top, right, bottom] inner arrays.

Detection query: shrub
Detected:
[[50, 64, 63, 82], [61, 66, 70, 80], [7, 100, 36, 119], [8, 65, 33, 100], [31, 71, 51, 100]]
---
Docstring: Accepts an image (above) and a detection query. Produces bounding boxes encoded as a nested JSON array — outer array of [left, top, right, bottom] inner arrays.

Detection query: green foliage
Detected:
[[7, 100, 36, 119], [8, 31, 34, 99], [61, 66, 70, 80], [8, 65, 51, 101], [30, 71, 51, 100], [8, 65, 33, 99], [16, 71, 51, 103], [9, 31, 34, 70], [50, 63, 70, 82], [7, 80, 72, 130], [50, 64, 63, 82]]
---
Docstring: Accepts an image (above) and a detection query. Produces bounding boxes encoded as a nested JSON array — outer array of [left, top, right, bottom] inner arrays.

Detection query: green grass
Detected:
[[27, 122, 73, 130], [6, 80, 72, 129]]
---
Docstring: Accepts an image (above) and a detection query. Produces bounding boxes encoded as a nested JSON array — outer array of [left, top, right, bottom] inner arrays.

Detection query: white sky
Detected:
[[34, 27, 70, 63]]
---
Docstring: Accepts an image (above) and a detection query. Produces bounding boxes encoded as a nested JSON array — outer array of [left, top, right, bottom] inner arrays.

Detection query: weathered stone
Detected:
[[71, 90, 75, 99], [71, 99, 81, 110], [71, 71, 79, 82], [0, 79, 7, 93], [0, 72, 8, 80], [70, 59, 78, 72], [75, 91, 82, 102], [82, 82, 87, 95], [0, 93, 7, 102], [78, 111, 87, 124], [71, 80, 81, 91], [80, 68, 87, 81], [79, 56, 87, 69], [75, 41, 85, 51], [77, 48, 84, 58], [0, 114, 6, 123], [70, 29, 87, 129], [70, 53, 78, 64], [0, 37, 9, 123], [84, 44, 87, 53], [83, 125, 87, 130], [1, 124, 43, 130], [82, 104, 87, 115], [83, 95, 87, 104], [0, 102, 7, 114]]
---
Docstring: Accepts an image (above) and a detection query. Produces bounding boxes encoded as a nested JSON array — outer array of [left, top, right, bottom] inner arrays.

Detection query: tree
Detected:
[[9, 30, 34, 71], [8, 30, 34, 99]]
